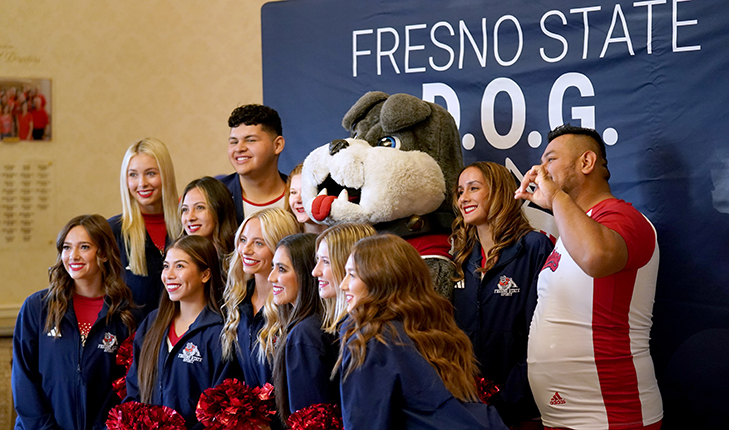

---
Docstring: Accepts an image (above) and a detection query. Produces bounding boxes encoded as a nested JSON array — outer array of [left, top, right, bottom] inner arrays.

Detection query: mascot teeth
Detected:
[[301, 137, 445, 225]]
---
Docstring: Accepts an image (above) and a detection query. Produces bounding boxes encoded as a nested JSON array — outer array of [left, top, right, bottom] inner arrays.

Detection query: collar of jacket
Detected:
[[186, 305, 223, 333], [466, 234, 526, 278]]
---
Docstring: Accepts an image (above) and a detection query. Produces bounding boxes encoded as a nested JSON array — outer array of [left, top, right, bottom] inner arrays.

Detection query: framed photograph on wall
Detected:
[[0, 78, 51, 142]]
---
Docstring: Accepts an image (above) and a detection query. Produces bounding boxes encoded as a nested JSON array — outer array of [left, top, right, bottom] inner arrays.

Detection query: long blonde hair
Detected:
[[119, 138, 180, 275], [315, 223, 376, 333], [221, 208, 300, 361], [450, 162, 533, 280], [337, 234, 479, 402]]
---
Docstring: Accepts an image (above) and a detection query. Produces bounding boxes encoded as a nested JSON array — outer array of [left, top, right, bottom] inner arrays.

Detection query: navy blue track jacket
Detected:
[[235, 279, 272, 388], [284, 314, 339, 414], [125, 306, 240, 429], [108, 214, 168, 319], [339, 320, 508, 430], [452, 230, 553, 424], [12, 290, 134, 430]]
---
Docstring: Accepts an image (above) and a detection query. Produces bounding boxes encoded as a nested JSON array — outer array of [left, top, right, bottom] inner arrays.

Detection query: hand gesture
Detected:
[[514, 164, 560, 210]]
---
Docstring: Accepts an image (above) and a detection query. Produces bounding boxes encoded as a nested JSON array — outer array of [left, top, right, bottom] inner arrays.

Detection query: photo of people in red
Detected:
[[0, 79, 51, 142]]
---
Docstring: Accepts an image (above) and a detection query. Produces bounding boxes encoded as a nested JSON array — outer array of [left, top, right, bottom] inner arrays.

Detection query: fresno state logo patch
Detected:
[[178, 342, 203, 364], [97, 332, 118, 353], [542, 249, 561, 272], [494, 276, 520, 296]]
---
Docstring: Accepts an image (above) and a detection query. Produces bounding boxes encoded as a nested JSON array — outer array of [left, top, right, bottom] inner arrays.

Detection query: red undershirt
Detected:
[[73, 294, 104, 345], [168, 322, 184, 347], [142, 213, 167, 252], [405, 234, 451, 259], [242, 189, 286, 207]]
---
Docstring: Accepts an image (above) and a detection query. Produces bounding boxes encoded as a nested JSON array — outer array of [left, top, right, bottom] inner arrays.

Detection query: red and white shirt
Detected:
[[527, 198, 662, 429], [242, 192, 285, 217]]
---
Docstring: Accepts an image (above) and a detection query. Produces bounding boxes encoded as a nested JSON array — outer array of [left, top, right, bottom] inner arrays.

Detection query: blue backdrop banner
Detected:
[[262, 1, 729, 427]]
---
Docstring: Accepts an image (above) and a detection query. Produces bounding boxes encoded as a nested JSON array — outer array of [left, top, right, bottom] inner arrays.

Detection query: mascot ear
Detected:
[[380, 93, 432, 133], [342, 91, 389, 132]]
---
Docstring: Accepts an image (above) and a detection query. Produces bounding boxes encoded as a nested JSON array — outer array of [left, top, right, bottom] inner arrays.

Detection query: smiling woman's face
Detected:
[[181, 187, 215, 239], [162, 247, 209, 306], [312, 240, 337, 299], [238, 218, 274, 277], [127, 153, 163, 214], [340, 255, 368, 312], [269, 246, 299, 306]]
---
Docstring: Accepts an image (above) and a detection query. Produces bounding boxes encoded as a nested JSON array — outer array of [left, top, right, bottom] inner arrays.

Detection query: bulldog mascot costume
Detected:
[[301, 91, 464, 299]]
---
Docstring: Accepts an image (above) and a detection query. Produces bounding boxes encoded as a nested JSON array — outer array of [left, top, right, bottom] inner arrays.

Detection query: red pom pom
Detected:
[[116, 332, 135, 369], [196, 379, 276, 430], [106, 401, 185, 430], [255, 382, 275, 402], [112, 332, 136, 399], [112, 376, 127, 400], [287, 403, 343, 430], [476, 377, 500, 405]]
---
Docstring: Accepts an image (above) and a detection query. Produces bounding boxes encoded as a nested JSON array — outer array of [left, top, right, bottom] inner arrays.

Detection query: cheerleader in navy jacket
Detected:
[[125, 235, 238, 429], [12, 214, 137, 430], [265, 233, 339, 422], [179, 177, 238, 279], [311, 223, 376, 335], [220, 208, 300, 388], [109, 138, 181, 318], [337, 234, 508, 430], [450, 162, 554, 428]]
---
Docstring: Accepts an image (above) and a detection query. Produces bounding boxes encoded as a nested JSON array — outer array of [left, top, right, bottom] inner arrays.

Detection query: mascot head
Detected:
[[301, 91, 463, 227]]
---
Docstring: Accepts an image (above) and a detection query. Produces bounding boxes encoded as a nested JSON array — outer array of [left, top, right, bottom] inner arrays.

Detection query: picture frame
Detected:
[[0, 78, 51, 142]]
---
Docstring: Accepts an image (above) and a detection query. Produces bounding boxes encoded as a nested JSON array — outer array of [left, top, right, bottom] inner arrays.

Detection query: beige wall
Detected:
[[0, 0, 272, 332]]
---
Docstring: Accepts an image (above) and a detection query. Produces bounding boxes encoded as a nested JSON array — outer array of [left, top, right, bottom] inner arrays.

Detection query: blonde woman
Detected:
[[109, 138, 180, 317], [220, 208, 299, 389], [311, 223, 376, 333]]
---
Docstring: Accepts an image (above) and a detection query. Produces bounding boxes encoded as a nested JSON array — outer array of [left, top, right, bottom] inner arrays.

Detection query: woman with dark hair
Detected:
[[338, 234, 508, 430], [450, 162, 553, 429], [12, 214, 137, 430], [266, 233, 339, 421], [180, 176, 238, 271], [125, 235, 237, 428]]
